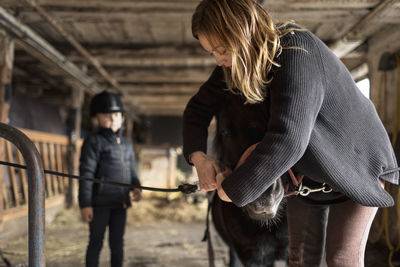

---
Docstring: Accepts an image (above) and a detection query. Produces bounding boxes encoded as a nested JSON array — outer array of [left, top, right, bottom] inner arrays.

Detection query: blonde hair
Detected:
[[192, 0, 295, 103]]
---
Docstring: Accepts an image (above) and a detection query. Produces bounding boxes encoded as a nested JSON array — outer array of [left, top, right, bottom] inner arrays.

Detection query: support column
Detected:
[[367, 26, 400, 247], [65, 87, 83, 208], [0, 30, 14, 230], [124, 114, 133, 142]]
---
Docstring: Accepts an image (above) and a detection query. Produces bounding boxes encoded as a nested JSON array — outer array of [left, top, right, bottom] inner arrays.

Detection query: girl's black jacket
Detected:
[[78, 127, 141, 208]]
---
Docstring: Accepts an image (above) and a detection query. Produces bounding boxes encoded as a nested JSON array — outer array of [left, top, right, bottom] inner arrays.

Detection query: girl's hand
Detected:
[[191, 151, 220, 191], [132, 188, 142, 202], [216, 169, 232, 202], [80, 207, 93, 222]]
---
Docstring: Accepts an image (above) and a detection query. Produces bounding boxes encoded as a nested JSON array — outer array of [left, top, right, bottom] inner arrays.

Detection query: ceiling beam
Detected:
[[121, 84, 199, 95], [90, 69, 212, 84], [0, 7, 102, 94], [126, 94, 191, 104], [329, 0, 398, 58], [17, 10, 372, 24], [1, 0, 199, 11], [1, 0, 381, 10], [23, 0, 125, 95]]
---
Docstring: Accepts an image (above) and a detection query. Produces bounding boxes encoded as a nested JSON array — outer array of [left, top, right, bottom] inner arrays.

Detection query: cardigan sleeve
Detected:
[[222, 32, 327, 207], [182, 66, 226, 164]]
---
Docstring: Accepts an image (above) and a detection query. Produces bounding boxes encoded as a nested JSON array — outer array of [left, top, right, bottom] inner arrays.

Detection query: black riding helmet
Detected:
[[90, 90, 125, 116]]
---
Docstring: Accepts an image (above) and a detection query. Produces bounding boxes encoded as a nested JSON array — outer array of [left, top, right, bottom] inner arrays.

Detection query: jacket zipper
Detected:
[[118, 137, 127, 208]]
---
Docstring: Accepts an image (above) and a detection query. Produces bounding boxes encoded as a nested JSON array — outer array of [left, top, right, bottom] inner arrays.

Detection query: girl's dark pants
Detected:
[[86, 207, 127, 267], [286, 196, 378, 267]]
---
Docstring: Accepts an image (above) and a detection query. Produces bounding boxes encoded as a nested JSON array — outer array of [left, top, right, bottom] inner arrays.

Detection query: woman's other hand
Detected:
[[191, 151, 220, 191], [216, 169, 232, 202]]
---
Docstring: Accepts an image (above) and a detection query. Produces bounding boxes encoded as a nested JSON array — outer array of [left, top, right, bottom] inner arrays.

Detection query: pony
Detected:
[[209, 93, 289, 267]]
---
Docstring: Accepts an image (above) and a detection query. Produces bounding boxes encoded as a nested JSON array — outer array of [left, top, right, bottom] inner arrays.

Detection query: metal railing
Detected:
[[0, 123, 45, 266]]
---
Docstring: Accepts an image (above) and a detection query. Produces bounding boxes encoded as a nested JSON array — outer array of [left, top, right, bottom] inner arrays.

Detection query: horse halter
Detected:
[[284, 169, 333, 197], [234, 142, 333, 198]]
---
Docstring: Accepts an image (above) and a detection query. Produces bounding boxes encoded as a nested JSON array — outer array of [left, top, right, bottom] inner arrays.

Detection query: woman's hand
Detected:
[[216, 169, 232, 202], [80, 207, 93, 222], [191, 151, 220, 191]]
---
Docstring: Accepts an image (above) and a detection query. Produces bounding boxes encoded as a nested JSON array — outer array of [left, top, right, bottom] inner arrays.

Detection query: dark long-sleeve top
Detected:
[[183, 28, 399, 208], [78, 127, 141, 208]]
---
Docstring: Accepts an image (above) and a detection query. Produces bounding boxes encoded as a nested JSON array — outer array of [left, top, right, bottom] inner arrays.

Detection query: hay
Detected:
[[127, 193, 208, 226]]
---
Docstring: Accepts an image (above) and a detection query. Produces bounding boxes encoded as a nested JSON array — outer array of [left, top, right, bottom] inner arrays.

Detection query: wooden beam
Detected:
[[140, 108, 185, 116], [0, 0, 199, 11], [65, 87, 83, 208], [66, 46, 215, 68], [17, 10, 372, 24], [329, 0, 398, 58], [350, 63, 368, 81], [0, 7, 102, 94], [88, 56, 215, 68], [23, 0, 124, 94], [91, 69, 212, 84], [0, 0, 381, 10], [0, 29, 13, 230], [265, 0, 380, 9], [126, 94, 191, 104], [121, 84, 200, 95]]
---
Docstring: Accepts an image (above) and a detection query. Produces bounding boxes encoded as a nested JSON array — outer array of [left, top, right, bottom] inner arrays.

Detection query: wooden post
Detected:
[[0, 30, 14, 230], [65, 87, 83, 208], [367, 26, 400, 247], [124, 114, 133, 142]]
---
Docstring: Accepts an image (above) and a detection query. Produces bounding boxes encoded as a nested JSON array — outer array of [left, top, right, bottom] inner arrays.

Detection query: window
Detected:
[[356, 78, 370, 99]]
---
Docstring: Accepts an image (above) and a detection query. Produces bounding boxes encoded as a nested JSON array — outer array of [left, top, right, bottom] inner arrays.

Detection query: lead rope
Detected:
[[202, 194, 215, 267], [0, 249, 11, 267], [0, 160, 198, 194]]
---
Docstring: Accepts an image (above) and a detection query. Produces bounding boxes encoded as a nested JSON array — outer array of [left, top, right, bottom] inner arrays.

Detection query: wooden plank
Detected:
[[139, 108, 186, 116], [121, 84, 200, 95], [89, 68, 213, 84], [16, 150, 29, 205], [126, 94, 191, 104], [0, 7, 102, 94], [0, 141, 8, 210], [17, 9, 368, 24], [0, 30, 13, 226], [55, 144, 64, 193], [329, 0, 398, 57], [82, 55, 216, 68], [48, 143, 59, 195], [5, 142, 20, 207], [19, 128, 69, 144], [40, 142, 53, 197], [0, 0, 380, 10], [2, 195, 64, 223], [61, 145, 68, 190]]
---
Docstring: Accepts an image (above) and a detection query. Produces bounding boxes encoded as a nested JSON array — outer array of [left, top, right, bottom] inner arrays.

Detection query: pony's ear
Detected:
[[235, 142, 261, 170]]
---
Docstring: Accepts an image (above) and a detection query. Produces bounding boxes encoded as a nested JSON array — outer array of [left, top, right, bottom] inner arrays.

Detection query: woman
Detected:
[[182, 0, 399, 266]]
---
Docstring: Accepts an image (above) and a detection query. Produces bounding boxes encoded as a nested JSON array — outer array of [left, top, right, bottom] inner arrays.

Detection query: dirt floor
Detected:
[[1, 194, 232, 267], [0, 193, 397, 267]]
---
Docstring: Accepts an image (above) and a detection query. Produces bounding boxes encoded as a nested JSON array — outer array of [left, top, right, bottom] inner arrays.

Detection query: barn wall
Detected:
[[9, 90, 67, 135], [147, 115, 192, 173], [368, 25, 400, 248]]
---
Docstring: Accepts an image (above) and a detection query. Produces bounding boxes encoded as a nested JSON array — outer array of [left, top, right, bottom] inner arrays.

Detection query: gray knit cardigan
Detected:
[[182, 28, 399, 208]]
